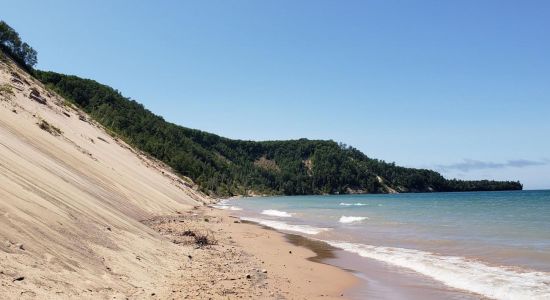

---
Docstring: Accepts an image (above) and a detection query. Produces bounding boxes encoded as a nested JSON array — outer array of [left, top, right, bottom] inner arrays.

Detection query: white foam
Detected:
[[261, 209, 293, 217], [339, 216, 368, 223], [240, 217, 330, 235], [326, 241, 550, 300], [212, 205, 242, 211], [210, 199, 242, 211], [217, 199, 230, 206], [339, 202, 367, 206]]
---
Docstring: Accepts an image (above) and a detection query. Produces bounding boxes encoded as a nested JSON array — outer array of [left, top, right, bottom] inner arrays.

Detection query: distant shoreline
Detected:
[[220, 188, 527, 201]]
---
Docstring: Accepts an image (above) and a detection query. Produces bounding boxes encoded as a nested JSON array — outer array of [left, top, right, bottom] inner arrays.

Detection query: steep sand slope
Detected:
[[0, 57, 208, 298]]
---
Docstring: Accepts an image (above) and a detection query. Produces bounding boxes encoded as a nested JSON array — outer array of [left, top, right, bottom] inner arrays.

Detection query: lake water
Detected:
[[219, 190, 550, 300]]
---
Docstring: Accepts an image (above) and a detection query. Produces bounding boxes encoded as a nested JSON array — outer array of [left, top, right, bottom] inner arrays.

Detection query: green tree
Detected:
[[0, 20, 38, 70]]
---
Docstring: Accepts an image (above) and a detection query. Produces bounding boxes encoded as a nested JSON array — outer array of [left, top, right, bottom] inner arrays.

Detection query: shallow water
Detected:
[[224, 190, 550, 300]]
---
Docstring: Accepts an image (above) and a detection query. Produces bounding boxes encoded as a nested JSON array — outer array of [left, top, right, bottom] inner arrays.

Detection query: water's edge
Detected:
[[220, 191, 550, 300]]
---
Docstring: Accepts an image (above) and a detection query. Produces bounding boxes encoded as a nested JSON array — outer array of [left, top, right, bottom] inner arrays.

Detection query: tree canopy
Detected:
[[0, 21, 37, 70], [35, 70, 523, 196], [1, 20, 522, 196]]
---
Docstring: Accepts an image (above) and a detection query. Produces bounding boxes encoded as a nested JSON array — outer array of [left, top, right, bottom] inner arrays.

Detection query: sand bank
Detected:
[[142, 207, 358, 299], [0, 55, 356, 299]]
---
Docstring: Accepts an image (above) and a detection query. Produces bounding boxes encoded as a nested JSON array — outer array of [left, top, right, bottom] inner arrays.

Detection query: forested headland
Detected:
[[2, 20, 522, 196], [35, 71, 522, 196]]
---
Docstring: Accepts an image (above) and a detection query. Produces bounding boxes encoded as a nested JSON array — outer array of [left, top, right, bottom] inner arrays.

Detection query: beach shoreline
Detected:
[[201, 207, 360, 299], [218, 196, 495, 300], [222, 209, 485, 300], [0, 57, 356, 298]]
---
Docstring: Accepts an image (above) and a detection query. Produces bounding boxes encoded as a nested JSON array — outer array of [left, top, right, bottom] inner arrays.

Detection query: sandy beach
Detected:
[[2, 5, 548, 298], [0, 55, 356, 299], [143, 207, 358, 299]]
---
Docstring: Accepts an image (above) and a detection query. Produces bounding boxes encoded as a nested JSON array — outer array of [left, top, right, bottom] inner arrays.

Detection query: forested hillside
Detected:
[[1, 20, 521, 196], [35, 71, 522, 196], [0, 21, 37, 71]]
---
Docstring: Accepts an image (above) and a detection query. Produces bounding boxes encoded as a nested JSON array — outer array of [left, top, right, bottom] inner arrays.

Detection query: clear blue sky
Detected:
[[2, 0, 549, 189]]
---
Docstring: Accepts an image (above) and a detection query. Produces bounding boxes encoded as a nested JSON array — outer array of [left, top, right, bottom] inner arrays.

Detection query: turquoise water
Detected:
[[220, 190, 550, 299]]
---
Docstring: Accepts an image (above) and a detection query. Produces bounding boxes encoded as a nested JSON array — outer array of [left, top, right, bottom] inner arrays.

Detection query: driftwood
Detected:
[[29, 88, 46, 104]]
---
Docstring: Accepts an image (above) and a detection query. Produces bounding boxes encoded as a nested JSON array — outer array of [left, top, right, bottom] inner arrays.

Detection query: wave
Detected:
[[339, 202, 367, 206], [261, 209, 293, 217], [326, 241, 550, 300], [339, 216, 368, 223], [216, 199, 229, 206], [212, 205, 242, 211], [240, 217, 330, 235], [210, 199, 243, 211]]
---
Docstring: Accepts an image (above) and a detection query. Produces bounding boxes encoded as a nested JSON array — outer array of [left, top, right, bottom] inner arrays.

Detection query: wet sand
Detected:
[[211, 208, 359, 299], [282, 230, 486, 300]]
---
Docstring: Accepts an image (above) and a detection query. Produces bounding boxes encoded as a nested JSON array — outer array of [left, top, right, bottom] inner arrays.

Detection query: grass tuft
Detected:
[[38, 120, 63, 136], [0, 84, 14, 97]]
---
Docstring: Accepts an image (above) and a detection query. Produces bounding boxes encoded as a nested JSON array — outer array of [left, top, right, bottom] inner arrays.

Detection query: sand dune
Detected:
[[0, 57, 356, 299], [0, 58, 209, 298]]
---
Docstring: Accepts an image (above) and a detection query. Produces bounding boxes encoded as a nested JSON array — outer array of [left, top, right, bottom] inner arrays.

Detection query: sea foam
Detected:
[[326, 241, 550, 300], [339, 216, 368, 223], [261, 209, 293, 217], [241, 217, 330, 235], [339, 202, 367, 206], [212, 205, 242, 211], [211, 200, 242, 211]]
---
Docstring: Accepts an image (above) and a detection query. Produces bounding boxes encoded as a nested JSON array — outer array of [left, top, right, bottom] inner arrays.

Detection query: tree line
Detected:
[[0, 20, 522, 196], [0, 21, 37, 71], [34, 71, 522, 196]]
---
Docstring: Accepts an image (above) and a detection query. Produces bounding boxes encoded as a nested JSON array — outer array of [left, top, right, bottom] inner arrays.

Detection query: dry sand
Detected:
[[0, 55, 357, 299], [144, 208, 357, 299]]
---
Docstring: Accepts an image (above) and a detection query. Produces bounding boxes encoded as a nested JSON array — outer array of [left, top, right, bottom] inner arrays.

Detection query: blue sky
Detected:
[[2, 1, 549, 189]]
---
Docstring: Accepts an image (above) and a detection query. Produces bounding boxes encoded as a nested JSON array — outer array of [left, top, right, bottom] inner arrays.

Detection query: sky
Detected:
[[2, 0, 549, 189]]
